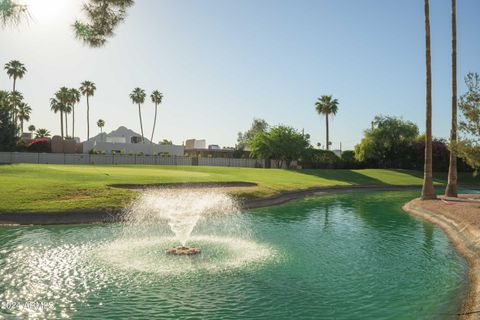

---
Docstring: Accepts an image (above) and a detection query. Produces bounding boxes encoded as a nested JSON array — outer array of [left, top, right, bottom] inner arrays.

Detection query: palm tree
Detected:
[[315, 95, 339, 151], [445, 0, 458, 198], [97, 119, 105, 134], [64, 103, 72, 138], [80, 81, 96, 140], [34, 128, 51, 138], [50, 98, 63, 139], [421, 0, 436, 200], [28, 124, 35, 136], [4, 60, 26, 126], [8, 90, 23, 125], [55, 87, 70, 139], [129, 87, 146, 143], [68, 88, 81, 138], [150, 90, 163, 144], [17, 102, 31, 133]]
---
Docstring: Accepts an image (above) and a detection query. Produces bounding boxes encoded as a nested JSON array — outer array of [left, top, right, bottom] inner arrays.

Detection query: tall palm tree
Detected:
[[445, 0, 458, 198], [4, 60, 26, 127], [129, 87, 146, 143], [17, 102, 31, 134], [315, 95, 339, 151], [50, 98, 63, 139], [421, 0, 436, 200], [69, 88, 81, 138], [55, 87, 71, 139], [80, 81, 96, 140], [8, 90, 23, 125], [97, 119, 105, 134], [150, 90, 163, 144]]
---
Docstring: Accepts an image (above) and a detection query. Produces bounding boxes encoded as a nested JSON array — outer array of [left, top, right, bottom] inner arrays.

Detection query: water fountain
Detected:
[[123, 189, 242, 256]]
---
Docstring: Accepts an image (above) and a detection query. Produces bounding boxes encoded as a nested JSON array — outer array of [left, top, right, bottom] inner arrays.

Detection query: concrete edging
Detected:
[[403, 200, 480, 320]]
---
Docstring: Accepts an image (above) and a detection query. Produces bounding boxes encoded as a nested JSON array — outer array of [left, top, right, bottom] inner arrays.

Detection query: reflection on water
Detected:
[[0, 190, 468, 319]]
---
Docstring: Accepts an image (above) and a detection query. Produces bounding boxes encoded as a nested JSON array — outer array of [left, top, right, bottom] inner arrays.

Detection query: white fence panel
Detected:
[[11, 152, 38, 164], [0, 152, 272, 169], [65, 154, 89, 164], [90, 154, 113, 164], [113, 155, 135, 164], [0, 152, 12, 163], [38, 153, 64, 164]]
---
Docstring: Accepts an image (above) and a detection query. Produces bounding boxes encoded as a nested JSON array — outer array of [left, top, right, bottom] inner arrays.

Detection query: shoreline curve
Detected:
[[0, 184, 421, 225], [403, 199, 480, 320]]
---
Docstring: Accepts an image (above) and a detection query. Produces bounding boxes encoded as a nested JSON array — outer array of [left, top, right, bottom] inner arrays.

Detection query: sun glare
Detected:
[[22, 0, 71, 20]]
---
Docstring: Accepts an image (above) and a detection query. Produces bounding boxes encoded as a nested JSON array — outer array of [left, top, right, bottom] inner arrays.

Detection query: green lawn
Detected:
[[0, 164, 478, 212]]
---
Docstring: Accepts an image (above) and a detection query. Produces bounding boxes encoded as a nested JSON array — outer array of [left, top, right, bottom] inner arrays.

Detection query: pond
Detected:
[[0, 190, 467, 319]]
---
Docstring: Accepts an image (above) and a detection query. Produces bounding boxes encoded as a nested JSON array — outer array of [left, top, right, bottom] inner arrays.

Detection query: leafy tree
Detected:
[[0, 0, 29, 28], [80, 80, 96, 140], [68, 88, 81, 138], [422, 0, 436, 200], [159, 139, 172, 145], [250, 125, 310, 168], [97, 119, 105, 133], [34, 128, 51, 138], [355, 116, 418, 168], [315, 95, 339, 151], [28, 124, 35, 135], [457, 73, 480, 169], [0, 90, 15, 149], [73, 0, 134, 47], [302, 148, 342, 169], [237, 118, 269, 150], [130, 87, 146, 143], [150, 90, 163, 144]]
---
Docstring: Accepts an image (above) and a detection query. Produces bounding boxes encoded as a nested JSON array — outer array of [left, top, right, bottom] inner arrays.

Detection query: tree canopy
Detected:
[[237, 118, 269, 150], [457, 72, 480, 169], [355, 115, 419, 168], [249, 125, 310, 168]]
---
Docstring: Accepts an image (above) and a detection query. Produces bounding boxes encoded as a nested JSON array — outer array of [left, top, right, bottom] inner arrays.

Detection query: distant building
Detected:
[[83, 126, 184, 156], [185, 139, 206, 150], [184, 139, 235, 158]]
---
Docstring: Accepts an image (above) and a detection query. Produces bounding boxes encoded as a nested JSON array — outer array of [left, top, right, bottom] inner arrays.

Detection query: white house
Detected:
[[83, 126, 184, 156]]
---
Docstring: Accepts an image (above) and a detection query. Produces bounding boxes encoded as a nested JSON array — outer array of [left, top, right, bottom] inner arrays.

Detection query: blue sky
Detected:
[[1, 0, 480, 149]]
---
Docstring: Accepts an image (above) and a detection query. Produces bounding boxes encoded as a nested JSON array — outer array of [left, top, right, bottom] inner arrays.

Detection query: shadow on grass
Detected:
[[296, 169, 386, 185], [392, 169, 480, 185]]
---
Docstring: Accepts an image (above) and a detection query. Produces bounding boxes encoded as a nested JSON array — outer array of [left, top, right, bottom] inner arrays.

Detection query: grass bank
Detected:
[[1, 164, 478, 212]]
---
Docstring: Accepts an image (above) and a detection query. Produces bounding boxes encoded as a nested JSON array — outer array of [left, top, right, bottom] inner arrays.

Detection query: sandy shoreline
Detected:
[[403, 196, 480, 320], [0, 184, 421, 225]]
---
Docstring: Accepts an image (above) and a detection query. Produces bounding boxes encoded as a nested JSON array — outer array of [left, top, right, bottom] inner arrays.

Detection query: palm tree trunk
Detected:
[[446, 0, 458, 197], [65, 113, 68, 138], [87, 95, 90, 140], [60, 111, 64, 139], [325, 113, 330, 151], [151, 104, 157, 144], [421, 0, 437, 200], [138, 104, 144, 143], [12, 77, 17, 131], [21, 120, 23, 134], [72, 103, 75, 138]]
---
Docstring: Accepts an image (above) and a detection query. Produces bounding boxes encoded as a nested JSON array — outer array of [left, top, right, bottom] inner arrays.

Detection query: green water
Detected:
[[0, 191, 467, 319]]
